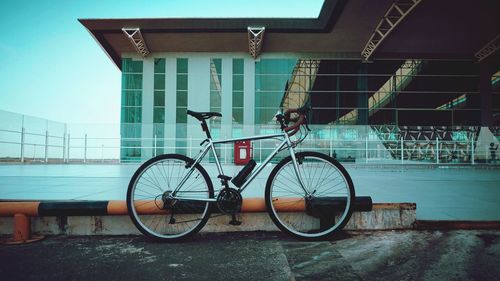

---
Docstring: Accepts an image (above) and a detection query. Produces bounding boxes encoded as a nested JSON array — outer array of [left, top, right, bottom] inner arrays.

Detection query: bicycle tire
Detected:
[[127, 154, 214, 241], [265, 151, 355, 241]]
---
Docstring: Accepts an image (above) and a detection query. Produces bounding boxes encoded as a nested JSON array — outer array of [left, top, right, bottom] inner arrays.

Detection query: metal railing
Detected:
[[1, 110, 499, 165], [1, 128, 498, 165]]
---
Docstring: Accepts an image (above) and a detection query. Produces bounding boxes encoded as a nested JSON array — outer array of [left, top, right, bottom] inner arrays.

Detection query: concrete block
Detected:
[[345, 203, 417, 230]]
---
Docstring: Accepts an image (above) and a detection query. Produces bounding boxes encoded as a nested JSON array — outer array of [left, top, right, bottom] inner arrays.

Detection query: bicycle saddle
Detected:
[[187, 110, 222, 121]]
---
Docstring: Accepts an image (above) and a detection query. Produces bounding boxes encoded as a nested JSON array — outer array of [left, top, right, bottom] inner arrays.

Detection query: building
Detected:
[[80, 0, 500, 163]]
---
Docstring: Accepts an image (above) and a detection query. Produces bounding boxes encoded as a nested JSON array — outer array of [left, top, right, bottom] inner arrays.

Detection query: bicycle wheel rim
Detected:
[[268, 154, 353, 239], [128, 156, 211, 240]]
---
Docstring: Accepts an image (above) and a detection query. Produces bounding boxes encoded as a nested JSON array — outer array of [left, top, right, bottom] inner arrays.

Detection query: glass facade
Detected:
[[493, 70, 500, 125], [232, 59, 244, 137], [118, 56, 498, 163], [153, 58, 166, 155], [121, 58, 143, 161], [255, 59, 296, 125], [210, 58, 222, 138], [254, 58, 485, 127], [176, 58, 188, 154]]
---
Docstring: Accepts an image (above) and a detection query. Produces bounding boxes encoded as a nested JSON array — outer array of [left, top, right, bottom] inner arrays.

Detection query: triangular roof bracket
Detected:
[[248, 27, 265, 59], [122, 27, 150, 57], [361, 0, 422, 61], [475, 35, 500, 62]]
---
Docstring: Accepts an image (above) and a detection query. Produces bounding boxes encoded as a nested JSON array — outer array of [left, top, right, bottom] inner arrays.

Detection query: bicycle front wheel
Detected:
[[265, 152, 355, 240], [127, 154, 214, 241]]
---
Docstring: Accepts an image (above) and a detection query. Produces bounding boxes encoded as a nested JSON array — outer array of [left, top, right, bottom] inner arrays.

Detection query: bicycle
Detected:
[[127, 106, 355, 241]]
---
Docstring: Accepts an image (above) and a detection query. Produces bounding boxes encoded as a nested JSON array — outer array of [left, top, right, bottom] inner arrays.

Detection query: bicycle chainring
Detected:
[[216, 188, 242, 214]]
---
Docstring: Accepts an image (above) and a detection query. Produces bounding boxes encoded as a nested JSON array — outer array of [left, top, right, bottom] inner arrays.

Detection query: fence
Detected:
[[0, 110, 499, 165]]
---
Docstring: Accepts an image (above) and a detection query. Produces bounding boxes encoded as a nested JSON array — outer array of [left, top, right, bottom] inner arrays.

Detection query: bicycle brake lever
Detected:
[[305, 117, 311, 131], [276, 114, 287, 130]]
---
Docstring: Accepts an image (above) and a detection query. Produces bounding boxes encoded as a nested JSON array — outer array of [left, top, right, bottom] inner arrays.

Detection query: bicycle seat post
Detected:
[[199, 119, 212, 139]]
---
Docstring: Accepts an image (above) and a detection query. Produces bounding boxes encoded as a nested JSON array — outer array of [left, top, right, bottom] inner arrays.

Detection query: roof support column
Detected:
[[357, 64, 369, 125], [479, 63, 493, 126]]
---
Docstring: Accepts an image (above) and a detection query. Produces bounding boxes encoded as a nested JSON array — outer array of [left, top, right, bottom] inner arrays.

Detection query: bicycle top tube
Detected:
[[212, 133, 285, 144]]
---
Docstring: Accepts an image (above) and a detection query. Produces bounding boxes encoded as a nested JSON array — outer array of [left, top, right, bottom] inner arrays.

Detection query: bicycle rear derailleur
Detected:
[[217, 187, 243, 225]]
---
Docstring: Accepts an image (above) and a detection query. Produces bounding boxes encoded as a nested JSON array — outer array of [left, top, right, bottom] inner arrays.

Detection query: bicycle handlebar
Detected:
[[277, 107, 310, 137]]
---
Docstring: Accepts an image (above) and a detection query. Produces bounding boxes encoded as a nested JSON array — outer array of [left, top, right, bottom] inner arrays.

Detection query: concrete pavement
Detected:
[[1, 230, 499, 281], [0, 164, 499, 220]]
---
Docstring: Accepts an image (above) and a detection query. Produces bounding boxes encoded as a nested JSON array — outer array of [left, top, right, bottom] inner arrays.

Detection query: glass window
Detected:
[[153, 124, 165, 155], [154, 58, 166, 73], [120, 140, 141, 158], [177, 58, 188, 74], [176, 75, 188, 91], [154, 90, 165, 106], [255, 59, 296, 75], [233, 58, 244, 125], [233, 59, 244, 74], [210, 92, 221, 109], [233, 91, 244, 107], [121, 123, 141, 138], [176, 108, 187, 123], [233, 108, 243, 124], [210, 58, 222, 112], [233, 75, 244, 91], [153, 108, 165, 123], [122, 90, 142, 106], [176, 91, 187, 107], [213, 59, 222, 75], [255, 59, 297, 124], [154, 74, 165, 90], [154, 58, 166, 132], [175, 124, 187, 154], [176, 58, 188, 152], [121, 107, 142, 123], [257, 75, 290, 91], [121, 58, 143, 161], [122, 74, 143, 90], [122, 58, 143, 73]]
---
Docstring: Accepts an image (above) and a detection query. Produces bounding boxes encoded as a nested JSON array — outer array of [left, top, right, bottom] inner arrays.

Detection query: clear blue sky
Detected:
[[0, 0, 324, 124]]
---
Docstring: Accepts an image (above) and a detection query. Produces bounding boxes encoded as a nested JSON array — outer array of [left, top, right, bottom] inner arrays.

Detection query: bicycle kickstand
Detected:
[[229, 214, 241, 226]]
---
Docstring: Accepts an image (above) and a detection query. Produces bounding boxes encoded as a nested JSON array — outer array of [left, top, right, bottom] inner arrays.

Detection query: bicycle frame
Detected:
[[171, 131, 309, 202]]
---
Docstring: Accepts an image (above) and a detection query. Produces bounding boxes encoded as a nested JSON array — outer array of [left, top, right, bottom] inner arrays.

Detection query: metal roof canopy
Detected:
[[79, 0, 500, 70]]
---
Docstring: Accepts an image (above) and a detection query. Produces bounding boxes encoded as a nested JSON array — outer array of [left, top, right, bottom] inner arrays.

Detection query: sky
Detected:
[[0, 0, 324, 124]]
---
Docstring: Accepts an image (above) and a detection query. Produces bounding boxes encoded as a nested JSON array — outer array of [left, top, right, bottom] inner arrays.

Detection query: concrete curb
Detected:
[[0, 203, 417, 236]]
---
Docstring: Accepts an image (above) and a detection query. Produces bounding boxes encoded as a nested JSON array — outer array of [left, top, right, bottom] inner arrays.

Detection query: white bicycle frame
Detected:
[[171, 131, 309, 202]]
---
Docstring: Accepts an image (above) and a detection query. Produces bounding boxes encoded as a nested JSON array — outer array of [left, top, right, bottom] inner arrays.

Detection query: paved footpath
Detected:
[[1, 231, 499, 281], [0, 164, 499, 220]]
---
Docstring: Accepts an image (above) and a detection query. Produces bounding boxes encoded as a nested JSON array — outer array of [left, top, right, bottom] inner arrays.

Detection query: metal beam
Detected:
[[247, 27, 265, 59], [475, 35, 500, 62], [361, 0, 422, 61], [122, 28, 150, 57]]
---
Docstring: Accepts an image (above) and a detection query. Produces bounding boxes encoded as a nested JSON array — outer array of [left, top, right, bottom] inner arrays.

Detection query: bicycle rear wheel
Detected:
[[265, 151, 354, 240], [127, 154, 214, 241]]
